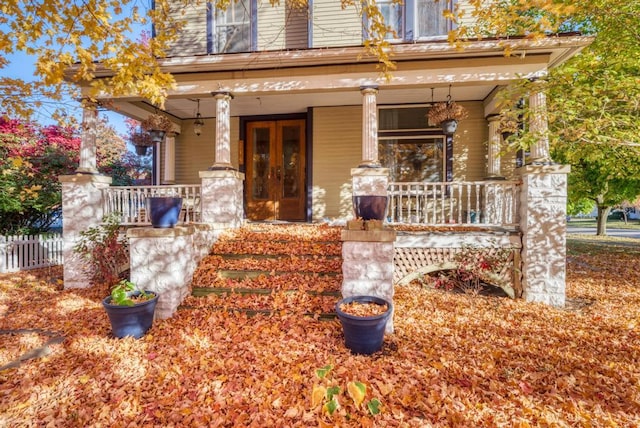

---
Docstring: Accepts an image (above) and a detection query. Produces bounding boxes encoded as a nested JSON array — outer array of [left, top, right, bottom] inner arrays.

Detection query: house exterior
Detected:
[[61, 1, 593, 310]]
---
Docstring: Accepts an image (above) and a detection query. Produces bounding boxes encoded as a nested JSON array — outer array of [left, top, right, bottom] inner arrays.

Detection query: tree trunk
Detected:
[[596, 205, 611, 236]]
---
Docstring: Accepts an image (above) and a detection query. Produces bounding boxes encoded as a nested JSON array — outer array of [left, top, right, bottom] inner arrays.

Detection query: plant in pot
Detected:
[[497, 110, 521, 141], [102, 279, 159, 339], [130, 130, 154, 156], [335, 295, 393, 355], [140, 113, 174, 143], [146, 193, 183, 228], [427, 99, 469, 135]]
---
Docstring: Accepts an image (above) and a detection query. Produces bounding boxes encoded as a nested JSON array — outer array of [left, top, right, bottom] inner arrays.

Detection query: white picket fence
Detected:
[[0, 233, 64, 273]]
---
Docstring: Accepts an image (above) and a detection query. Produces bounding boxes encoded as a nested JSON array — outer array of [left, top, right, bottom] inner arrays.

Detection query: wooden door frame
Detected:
[[239, 111, 312, 221]]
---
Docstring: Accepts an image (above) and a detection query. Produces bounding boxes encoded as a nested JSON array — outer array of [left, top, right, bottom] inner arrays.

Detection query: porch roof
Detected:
[[82, 34, 593, 123]]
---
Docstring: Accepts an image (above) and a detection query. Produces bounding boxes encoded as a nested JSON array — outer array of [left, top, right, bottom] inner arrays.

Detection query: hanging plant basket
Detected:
[[440, 119, 459, 135], [135, 145, 150, 156], [140, 114, 174, 143], [427, 100, 468, 135]]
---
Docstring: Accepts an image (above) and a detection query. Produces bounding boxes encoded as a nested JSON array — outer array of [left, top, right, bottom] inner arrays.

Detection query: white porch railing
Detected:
[[387, 181, 521, 227], [103, 185, 202, 226]]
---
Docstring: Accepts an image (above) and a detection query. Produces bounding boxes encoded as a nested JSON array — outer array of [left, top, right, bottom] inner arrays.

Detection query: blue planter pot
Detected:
[[335, 295, 393, 355], [352, 195, 389, 221], [102, 291, 158, 339], [147, 197, 183, 228]]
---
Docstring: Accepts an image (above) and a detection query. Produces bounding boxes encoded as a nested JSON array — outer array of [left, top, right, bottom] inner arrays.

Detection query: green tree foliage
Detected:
[[453, 0, 640, 235]]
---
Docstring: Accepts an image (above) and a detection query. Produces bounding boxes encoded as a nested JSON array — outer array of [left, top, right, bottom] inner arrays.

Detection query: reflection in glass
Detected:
[[252, 128, 270, 199], [282, 126, 300, 198], [379, 138, 444, 182]]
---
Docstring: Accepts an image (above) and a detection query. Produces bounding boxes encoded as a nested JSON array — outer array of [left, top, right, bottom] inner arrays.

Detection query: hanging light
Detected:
[[193, 99, 204, 136]]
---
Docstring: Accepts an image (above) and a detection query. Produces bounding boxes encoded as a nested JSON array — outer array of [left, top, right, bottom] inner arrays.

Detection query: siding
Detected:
[[311, 106, 362, 220], [174, 117, 240, 184], [452, 101, 487, 181], [257, 1, 309, 50], [166, 2, 208, 57], [312, 0, 362, 48], [455, 0, 477, 31]]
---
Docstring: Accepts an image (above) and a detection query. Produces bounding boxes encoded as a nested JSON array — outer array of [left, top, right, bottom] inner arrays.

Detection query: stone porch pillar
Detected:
[[517, 164, 570, 306], [341, 229, 397, 333], [486, 115, 504, 179], [199, 170, 245, 228], [359, 86, 380, 167], [528, 80, 552, 164], [59, 174, 112, 288], [163, 132, 176, 184], [211, 92, 234, 170]]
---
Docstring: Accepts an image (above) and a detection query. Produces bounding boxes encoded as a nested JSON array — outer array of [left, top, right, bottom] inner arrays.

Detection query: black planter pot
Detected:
[[335, 295, 393, 355], [102, 291, 158, 339], [440, 119, 458, 135], [353, 195, 389, 221], [147, 196, 183, 228], [135, 145, 150, 156]]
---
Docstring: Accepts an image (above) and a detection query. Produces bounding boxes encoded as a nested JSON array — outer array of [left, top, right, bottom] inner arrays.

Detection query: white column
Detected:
[[486, 116, 503, 179], [360, 86, 380, 167], [77, 104, 99, 174], [211, 92, 234, 169], [163, 133, 176, 184], [529, 80, 552, 164]]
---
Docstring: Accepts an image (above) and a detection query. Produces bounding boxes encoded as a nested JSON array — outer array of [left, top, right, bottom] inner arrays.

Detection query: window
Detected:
[[374, 0, 453, 41], [378, 106, 448, 182], [210, 0, 252, 53]]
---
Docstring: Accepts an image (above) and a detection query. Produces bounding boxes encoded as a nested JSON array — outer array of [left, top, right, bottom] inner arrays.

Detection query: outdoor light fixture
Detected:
[[193, 99, 204, 136]]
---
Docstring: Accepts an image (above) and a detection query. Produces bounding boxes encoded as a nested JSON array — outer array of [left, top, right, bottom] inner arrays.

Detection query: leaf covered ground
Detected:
[[1, 234, 640, 427]]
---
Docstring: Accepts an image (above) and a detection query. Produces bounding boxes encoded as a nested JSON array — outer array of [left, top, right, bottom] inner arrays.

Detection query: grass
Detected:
[[567, 217, 640, 230]]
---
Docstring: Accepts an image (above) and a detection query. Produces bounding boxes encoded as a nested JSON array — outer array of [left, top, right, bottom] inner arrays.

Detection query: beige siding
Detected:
[[167, 3, 208, 57], [257, 1, 308, 51], [312, 0, 361, 48], [452, 101, 487, 181], [174, 117, 240, 184], [455, 0, 478, 30], [311, 106, 362, 220]]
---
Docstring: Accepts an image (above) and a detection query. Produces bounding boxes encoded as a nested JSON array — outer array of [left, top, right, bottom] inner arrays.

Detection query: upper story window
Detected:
[[210, 0, 253, 53], [376, 0, 453, 41]]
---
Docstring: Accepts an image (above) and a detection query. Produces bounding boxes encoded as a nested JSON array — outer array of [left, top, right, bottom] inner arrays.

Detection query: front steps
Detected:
[[182, 224, 343, 319]]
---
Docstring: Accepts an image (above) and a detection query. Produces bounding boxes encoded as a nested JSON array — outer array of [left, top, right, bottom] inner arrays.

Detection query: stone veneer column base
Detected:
[[127, 226, 198, 319], [341, 229, 396, 333], [59, 173, 112, 289], [199, 170, 245, 228], [517, 164, 570, 307]]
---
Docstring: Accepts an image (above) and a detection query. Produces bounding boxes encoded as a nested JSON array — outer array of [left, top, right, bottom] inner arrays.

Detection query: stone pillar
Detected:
[[341, 229, 396, 333], [199, 169, 245, 228], [352, 168, 390, 201], [359, 86, 380, 167], [59, 174, 112, 288], [127, 226, 196, 319], [528, 80, 552, 164], [211, 92, 234, 169], [517, 164, 570, 306], [77, 104, 99, 174], [163, 133, 176, 184], [486, 115, 503, 179]]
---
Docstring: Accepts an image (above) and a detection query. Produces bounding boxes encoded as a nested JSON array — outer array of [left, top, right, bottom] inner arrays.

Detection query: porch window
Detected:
[[378, 106, 447, 182], [211, 0, 252, 53], [375, 0, 454, 41]]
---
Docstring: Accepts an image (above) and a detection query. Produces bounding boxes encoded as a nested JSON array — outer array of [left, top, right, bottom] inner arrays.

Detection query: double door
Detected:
[[245, 120, 306, 221]]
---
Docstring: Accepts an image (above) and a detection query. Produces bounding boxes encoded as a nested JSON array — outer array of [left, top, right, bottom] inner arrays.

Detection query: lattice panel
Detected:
[[394, 247, 521, 296]]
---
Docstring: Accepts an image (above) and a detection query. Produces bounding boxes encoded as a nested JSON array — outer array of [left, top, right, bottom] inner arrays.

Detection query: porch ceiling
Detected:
[[96, 35, 593, 122]]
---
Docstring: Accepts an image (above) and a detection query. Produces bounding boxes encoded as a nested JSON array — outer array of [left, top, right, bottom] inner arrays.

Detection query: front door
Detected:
[[246, 120, 306, 221]]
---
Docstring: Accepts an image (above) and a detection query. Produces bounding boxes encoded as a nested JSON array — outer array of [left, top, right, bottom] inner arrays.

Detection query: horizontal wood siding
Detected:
[[257, 1, 308, 51], [167, 3, 208, 57], [311, 106, 362, 220], [312, 0, 361, 47], [452, 101, 487, 181], [455, 0, 477, 30], [175, 117, 240, 184]]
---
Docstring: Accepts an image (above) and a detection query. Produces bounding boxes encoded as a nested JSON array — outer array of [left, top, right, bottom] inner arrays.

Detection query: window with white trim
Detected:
[[375, 0, 454, 41], [212, 0, 252, 53], [378, 106, 448, 182]]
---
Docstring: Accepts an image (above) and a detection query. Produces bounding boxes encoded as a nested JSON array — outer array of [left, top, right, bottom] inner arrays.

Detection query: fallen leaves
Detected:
[[1, 235, 640, 426]]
